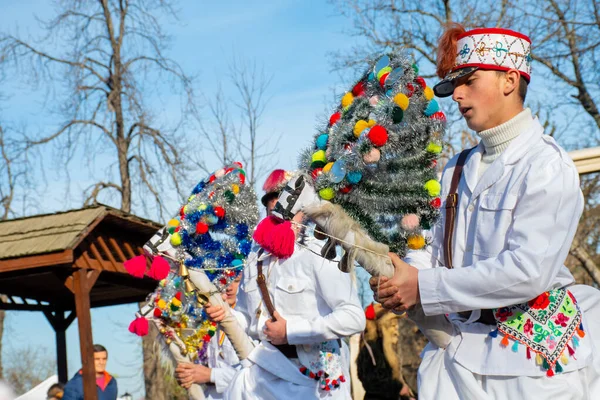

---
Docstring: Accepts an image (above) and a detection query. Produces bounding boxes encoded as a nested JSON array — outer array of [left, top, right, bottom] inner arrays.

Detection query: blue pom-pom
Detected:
[[191, 181, 206, 194], [316, 134, 329, 150], [424, 99, 439, 117], [236, 224, 249, 239], [368, 72, 375, 81], [346, 171, 362, 184], [239, 239, 252, 256]]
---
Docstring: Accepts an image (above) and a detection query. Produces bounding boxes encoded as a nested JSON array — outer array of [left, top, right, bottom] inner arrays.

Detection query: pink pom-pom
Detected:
[[369, 96, 379, 106], [253, 216, 296, 258], [147, 256, 170, 280], [400, 214, 420, 231], [124, 255, 147, 278], [128, 316, 149, 337]]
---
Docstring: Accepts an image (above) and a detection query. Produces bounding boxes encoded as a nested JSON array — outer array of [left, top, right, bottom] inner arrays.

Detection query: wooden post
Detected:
[[43, 309, 76, 383], [70, 268, 100, 400]]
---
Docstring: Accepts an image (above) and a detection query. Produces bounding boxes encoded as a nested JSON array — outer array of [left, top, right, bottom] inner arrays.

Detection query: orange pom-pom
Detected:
[[437, 23, 467, 78]]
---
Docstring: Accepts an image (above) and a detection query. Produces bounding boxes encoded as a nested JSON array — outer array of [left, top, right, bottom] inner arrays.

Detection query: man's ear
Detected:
[[503, 69, 521, 96]]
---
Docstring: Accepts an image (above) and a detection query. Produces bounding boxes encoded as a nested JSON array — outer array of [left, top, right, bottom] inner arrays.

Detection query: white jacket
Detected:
[[406, 116, 593, 376]]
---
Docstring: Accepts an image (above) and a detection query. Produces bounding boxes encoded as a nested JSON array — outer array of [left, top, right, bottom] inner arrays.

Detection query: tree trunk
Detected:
[[0, 308, 5, 379], [142, 317, 168, 400], [570, 242, 600, 287]]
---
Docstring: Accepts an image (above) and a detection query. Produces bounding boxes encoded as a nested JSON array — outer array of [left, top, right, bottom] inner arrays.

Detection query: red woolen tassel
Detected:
[[147, 256, 170, 280], [253, 216, 296, 259], [546, 368, 555, 377], [567, 343, 575, 356], [124, 255, 147, 278], [526, 347, 531, 359], [365, 303, 376, 320], [128, 316, 149, 336]]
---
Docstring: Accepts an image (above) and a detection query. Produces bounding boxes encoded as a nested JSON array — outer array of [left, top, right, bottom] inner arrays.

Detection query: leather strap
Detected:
[[443, 149, 472, 269], [256, 250, 278, 321]]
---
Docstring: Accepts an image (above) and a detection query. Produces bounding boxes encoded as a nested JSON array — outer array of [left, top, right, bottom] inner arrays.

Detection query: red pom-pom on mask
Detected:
[[431, 111, 446, 122], [406, 83, 415, 97], [367, 125, 389, 147], [128, 316, 149, 337], [214, 206, 226, 218], [153, 308, 162, 318], [124, 255, 147, 278], [147, 256, 170, 280], [196, 222, 209, 235], [253, 216, 296, 259], [430, 198, 441, 208], [415, 77, 426, 89], [365, 303, 376, 320]]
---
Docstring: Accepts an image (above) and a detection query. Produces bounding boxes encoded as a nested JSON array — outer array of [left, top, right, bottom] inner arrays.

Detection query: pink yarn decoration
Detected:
[[128, 316, 149, 337], [124, 255, 146, 278], [401, 214, 420, 231], [363, 148, 381, 163], [369, 95, 380, 106], [147, 256, 170, 280], [253, 216, 295, 259]]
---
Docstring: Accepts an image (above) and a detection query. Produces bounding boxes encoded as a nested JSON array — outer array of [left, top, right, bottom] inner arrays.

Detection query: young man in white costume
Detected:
[[175, 275, 247, 399], [371, 24, 600, 399], [208, 173, 365, 400]]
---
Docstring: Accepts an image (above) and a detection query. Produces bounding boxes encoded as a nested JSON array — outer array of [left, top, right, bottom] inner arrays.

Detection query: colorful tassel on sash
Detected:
[[555, 362, 563, 373], [511, 341, 519, 352], [526, 347, 531, 359], [572, 336, 580, 348], [536, 353, 543, 366], [500, 334, 510, 347], [546, 368, 555, 377], [488, 328, 498, 338], [567, 343, 575, 356], [560, 354, 569, 365]]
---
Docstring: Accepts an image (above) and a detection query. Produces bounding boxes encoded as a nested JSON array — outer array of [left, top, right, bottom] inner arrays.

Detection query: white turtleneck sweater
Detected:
[[477, 108, 533, 179]]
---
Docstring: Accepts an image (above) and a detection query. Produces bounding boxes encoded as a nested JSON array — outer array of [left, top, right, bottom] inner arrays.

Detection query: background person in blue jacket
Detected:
[[63, 344, 118, 400]]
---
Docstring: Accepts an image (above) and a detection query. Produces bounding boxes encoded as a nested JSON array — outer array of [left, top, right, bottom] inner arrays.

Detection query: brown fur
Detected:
[[436, 23, 466, 78]]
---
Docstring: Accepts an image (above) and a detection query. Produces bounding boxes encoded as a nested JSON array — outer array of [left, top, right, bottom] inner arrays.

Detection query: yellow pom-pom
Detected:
[[157, 299, 167, 309], [424, 87, 434, 101], [341, 92, 354, 108], [426, 142, 443, 154], [319, 188, 335, 200], [188, 195, 195, 202], [170, 232, 182, 246], [376, 66, 392, 80], [393, 93, 409, 110], [407, 234, 426, 250], [198, 203, 207, 211], [323, 162, 334, 173], [353, 120, 369, 137], [231, 184, 240, 194], [172, 298, 182, 307], [424, 180, 441, 197], [312, 150, 327, 164], [168, 219, 179, 227], [183, 205, 189, 214], [367, 119, 377, 127]]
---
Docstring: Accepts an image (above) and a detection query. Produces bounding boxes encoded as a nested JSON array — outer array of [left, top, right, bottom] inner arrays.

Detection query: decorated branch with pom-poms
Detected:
[[299, 53, 446, 258], [126, 162, 259, 367]]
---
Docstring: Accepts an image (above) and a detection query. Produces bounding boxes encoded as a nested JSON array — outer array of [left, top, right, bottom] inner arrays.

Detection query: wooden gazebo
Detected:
[[0, 205, 162, 399]]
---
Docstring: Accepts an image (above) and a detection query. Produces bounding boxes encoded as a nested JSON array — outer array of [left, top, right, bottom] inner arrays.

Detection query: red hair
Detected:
[[436, 23, 467, 78]]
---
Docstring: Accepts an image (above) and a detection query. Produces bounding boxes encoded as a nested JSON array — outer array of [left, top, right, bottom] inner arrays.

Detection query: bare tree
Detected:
[[194, 58, 279, 186], [0, 0, 197, 220], [0, 1, 201, 396], [3, 345, 56, 394]]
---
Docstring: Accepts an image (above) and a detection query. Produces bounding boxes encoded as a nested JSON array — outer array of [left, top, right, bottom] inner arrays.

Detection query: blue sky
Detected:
[[0, 1, 369, 397]]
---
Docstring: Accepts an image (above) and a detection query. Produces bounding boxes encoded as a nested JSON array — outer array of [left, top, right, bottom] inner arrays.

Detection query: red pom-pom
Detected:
[[546, 368, 555, 377], [430, 159, 438, 169], [352, 81, 365, 96], [196, 222, 209, 235], [128, 316, 149, 337], [239, 173, 246, 185], [329, 112, 341, 126], [416, 76, 426, 89], [300, 367, 307, 374], [147, 256, 170, 280], [309, 372, 315, 379], [311, 168, 323, 180], [340, 185, 352, 194], [153, 308, 162, 318], [180, 206, 186, 219], [175, 292, 182, 301], [214, 206, 226, 218], [430, 198, 441, 208], [379, 72, 389, 88], [124, 255, 147, 278], [253, 216, 296, 259], [233, 161, 243, 168], [365, 303, 376, 320], [209, 175, 216, 183], [324, 386, 330, 391], [406, 83, 415, 97], [220, 278, 227, 285], [367, 125, 388, 147], [203, 334, 211, 342], [340, 376, 346, 383], [431, 111, 446, 122]]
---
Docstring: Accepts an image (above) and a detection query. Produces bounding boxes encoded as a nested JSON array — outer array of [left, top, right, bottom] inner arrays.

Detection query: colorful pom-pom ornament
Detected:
[[379, 72, 389, 88], [363, 148, 381, 163], [424, 180, 441, 197], [323, 162, 334, 173], [415, 77, 426, 89], [365, 303, 376, 320], [401, 214, 420, 231], [339, 185, 353, 194], [431, 111, 446, 122], [341, 92, 354, 108], [367, 125, 388, 147], [426, 142, 443, 154], [369, 96, 379, 106], [406, 83, 415, 97], [316, 134, 329, 150], [124, 255, 147, 278], [412, 63, 419, 75], [311, 150, 327, 168], [311, 168, 324, 180], [392, 107, 404, 124], [352, 81, 365, 96], [424, 99, 440, 117], [347, 171, 362, 184], [214, 206, 226, 218], [329, 112, 341, 126], [128, 316, 149, 337], [424, 87, 434, 101], [430, 197, 441, 208], [196, 222, 209, 235], [407, 234, 426, 250], [170, 232, 182, 246], [353, 120, 369, 137], [393, 93, 409, 110], [319, 188, 335, 200], [147, 256, 171, 280], [376, 66, 392, 81]]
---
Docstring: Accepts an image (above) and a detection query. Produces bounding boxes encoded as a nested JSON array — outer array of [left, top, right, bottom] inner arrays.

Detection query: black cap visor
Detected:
[[433, 66, 479, 98]]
